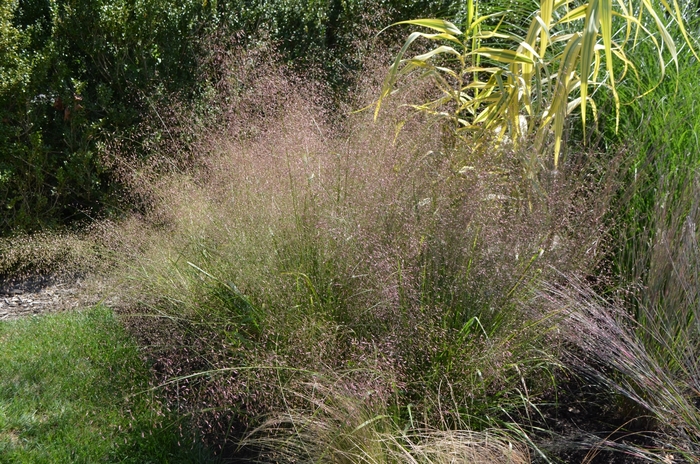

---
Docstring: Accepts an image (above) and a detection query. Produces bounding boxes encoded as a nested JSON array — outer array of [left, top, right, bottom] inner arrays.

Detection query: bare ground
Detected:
[[0, 275, 117, 321]]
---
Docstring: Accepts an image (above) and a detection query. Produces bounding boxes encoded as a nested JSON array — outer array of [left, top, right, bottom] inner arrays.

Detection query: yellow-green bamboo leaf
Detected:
[[550, 33, 578, 44], [599, 0, 616, 126], [540, 0, 554, 54], [663, 0, 700, 60], [468, 11, 508, 32], [588, 97, 598, 123], [511, 15, 549, 82], [517, 41, 541, 61], [396, 61, 431, 80], [558, 4, 588, 23], [567, 96, 582, 114], [554, 0, 575, 10], [533, 15, 552, 42], [524, 15, 544, 50], [467, 0, 475, 29], [553, 100, 566, 168], [632, 0, 643, 47], [592, 48, 601, 83], [544, 34, 581, 150], [474, 31, 513, 40], [458, 92, 473, 104], [414, 32, 463, 44], [555, 75, 581, 165], [515, 20, 541, 82], [463, 81, 492, 90], [435, 66, 460, 79], [391, 19, 462, 36], [463, 66, 502, 75], [640, 0, 677, 69], [569, 94, 598, 122], [596, 0, 621, 132], [407, 104, 449, 116], [474, 106, 496, 124], [580, 0, 600, 139], [613, 0, 633, 45], [375, 31, 424, 119], [610, 46, 631, 81], [412, 45, 462, 62], [508, 86, 522, 141], [473, 47, 535, 64]]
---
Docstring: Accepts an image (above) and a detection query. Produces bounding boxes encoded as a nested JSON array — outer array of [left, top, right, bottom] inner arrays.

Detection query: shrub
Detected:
[[0, 0, 454, 234], [0, 0, 218, 232]]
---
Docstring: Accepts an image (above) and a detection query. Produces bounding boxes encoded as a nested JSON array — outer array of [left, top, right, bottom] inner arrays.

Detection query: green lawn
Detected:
[[0, 307, 216, 464]]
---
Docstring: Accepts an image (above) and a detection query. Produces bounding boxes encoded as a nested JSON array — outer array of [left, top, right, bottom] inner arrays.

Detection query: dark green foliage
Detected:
[[0, 0, 216, 232], [232, 0, 453, 87], [0, 0, 453, 235]]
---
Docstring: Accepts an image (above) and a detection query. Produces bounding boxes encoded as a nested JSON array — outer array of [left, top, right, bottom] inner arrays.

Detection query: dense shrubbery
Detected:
[[0, 0, 217, 231], [0, 0, 449, 234]]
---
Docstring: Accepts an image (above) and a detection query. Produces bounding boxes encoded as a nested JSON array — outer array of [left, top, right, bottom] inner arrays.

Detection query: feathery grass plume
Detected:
[[544, 271, 700, 460], [239, 371, 531, 464], [102, 43, 619, 451], [0, 229, 106, 281]]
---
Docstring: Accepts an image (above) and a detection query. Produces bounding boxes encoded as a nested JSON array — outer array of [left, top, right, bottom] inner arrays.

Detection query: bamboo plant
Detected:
[[376, 0, 698, 169]]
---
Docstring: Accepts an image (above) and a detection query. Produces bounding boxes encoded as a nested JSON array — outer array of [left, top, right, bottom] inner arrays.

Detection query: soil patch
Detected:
[[0, 275, 113, 320]]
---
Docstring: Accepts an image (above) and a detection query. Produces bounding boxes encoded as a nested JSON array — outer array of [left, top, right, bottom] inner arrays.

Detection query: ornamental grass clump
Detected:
[[238, 371, 532, 464], [104, 46, 620, 454], [540, 173, 700, 459]]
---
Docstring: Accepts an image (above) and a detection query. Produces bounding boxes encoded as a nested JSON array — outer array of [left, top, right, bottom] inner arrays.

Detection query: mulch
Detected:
[[0, 275, 102, 320]]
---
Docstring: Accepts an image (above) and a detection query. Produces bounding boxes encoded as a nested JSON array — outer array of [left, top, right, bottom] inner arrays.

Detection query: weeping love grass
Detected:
[[543, 274, 700, 460], [0, 229, 103, 280], [237, 372, 532, 464], [100, 43, 621, 458]]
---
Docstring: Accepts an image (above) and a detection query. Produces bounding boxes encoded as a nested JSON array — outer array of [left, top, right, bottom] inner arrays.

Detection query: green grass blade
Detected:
[[580, 0, 601, 139]]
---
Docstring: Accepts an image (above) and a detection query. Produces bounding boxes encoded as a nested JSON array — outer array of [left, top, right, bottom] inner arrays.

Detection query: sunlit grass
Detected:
[[0, 307, 215, 463], [376, 0, 698, 170], [538, 13, 700, 461], [94, 45, 622, 461]]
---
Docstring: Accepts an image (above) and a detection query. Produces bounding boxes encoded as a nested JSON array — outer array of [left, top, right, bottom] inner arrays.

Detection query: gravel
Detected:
[[0, 275, 113, 320]]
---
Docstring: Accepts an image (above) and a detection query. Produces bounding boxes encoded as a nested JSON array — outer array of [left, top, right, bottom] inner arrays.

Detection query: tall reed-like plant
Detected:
[[376, 0, 697, 169]]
